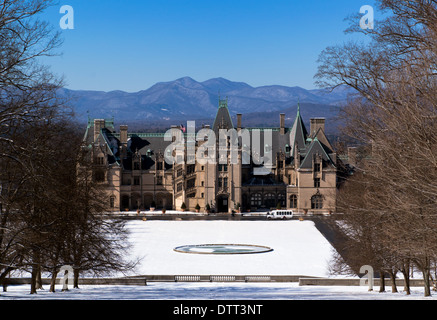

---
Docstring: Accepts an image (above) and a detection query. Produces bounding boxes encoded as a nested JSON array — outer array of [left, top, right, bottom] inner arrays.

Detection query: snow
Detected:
[[1, 283, 435, 300], [125, 220, 334, 276], [2, 219, 435, 300]]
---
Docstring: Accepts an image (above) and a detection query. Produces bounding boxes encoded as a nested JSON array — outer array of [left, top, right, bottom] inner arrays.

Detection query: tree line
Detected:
[[0, 0, 136, 294], [316, 0, 437, 297]]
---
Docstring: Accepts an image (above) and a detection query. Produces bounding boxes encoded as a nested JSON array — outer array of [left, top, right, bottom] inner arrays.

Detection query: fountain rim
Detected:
[[173, 243, 274, 255]]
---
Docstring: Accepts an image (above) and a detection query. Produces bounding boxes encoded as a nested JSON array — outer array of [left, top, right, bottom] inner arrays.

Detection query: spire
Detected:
[[213, 96, 233, 133], [218, 96, 228, 109], [289, 100, 308, 156]]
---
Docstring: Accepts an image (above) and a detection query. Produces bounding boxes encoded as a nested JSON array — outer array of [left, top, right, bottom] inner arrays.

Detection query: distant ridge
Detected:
[[60, 77, 355, 133]]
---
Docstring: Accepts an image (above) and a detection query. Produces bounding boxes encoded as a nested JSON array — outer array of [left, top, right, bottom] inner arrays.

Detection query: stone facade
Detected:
[[82, 100, 338, 214]]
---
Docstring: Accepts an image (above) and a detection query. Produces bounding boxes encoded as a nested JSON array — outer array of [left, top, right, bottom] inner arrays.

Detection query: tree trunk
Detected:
[[30, 265, 38, 294], [423, 268, 431, 297], [401, 268, 411, 295], [388, 271, 398, 293], [429, 270, 437, 292], [50, 270, 58, 293], [36, 266, 44, 290], [402, 260, 411, 295], [379, 270, 385, 293], [0, 267, 13, 292], [2, 276, 7, 292], [73, 269, 80, 289]]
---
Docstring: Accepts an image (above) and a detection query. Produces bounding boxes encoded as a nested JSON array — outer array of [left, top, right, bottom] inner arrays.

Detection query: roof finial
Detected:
[[297, 98, 301, 116]]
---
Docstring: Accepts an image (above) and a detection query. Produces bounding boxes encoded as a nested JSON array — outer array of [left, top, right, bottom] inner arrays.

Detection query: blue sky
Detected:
[[41, 0, 377, 92]]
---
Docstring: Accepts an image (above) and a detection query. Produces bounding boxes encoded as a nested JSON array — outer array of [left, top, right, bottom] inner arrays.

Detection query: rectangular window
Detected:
[[157, 161, 163, 170], [134, 176, 140, 185], [177, 182, 183, 192], [218, 164, 228, 172], [157, 176, 163, 185], [290, 195, 297, 209], [314, 178, 320, 188], [187, 178, 196, 189], [110, 196, 115, 208], [314, 163, 321, 172], [94, 170, 105, 182], [187, 164, 195, 175], [134, 162, 140, 170]]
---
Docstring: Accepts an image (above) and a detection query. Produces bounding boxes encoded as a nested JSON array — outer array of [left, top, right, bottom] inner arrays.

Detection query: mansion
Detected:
[[83, 99, 339, 214]]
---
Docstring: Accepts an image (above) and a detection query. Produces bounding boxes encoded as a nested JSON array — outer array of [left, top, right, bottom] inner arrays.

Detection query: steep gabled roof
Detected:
[[312, 127, 334, 154], [100, 128, 121, 166], [299, 137, 336, 170], [289, 102, 308, 155]]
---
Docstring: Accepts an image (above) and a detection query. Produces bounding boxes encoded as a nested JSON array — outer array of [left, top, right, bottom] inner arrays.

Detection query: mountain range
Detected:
[[60, 77, 355, 133]]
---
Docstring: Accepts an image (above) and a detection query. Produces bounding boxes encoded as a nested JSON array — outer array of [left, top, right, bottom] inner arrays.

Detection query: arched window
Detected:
[[264, 193, 276, 208], [311, 195, 323, 209], [290, 195, 298, 209], [250, 193, 262, 207]]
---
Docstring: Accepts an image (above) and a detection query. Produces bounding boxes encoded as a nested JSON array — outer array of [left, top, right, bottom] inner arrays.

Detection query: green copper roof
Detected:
[[213, 97, 234, 132]]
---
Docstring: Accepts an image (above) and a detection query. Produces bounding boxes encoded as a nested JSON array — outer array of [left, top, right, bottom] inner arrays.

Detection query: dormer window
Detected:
[[285, 144, 291, 153]]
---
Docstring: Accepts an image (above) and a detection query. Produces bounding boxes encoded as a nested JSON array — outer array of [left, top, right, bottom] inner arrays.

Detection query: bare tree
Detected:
[[316, 0, 437, 296]]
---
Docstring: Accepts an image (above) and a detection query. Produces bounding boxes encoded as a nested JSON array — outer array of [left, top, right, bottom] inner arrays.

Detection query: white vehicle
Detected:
[[266, 209, 294, 220]]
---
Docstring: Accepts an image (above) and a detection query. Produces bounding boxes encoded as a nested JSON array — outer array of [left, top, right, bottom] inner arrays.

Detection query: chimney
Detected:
[[310, 118, 325, 136], [237, 113, 242, 131], [119, 125, 128, 159], [94, 119, 105, 142], [120, 125, 128, 145], [280, 113, 285, 134]]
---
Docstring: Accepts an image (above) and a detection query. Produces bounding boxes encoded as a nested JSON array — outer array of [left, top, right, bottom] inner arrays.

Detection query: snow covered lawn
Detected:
[[125, 220, 334, 277], [1, 283, 435, 300], [2, 220, 436, 300]]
